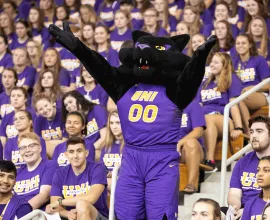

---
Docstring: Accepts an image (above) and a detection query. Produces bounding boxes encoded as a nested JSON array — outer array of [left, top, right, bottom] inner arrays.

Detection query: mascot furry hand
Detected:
[[49, 22, 216, 110]]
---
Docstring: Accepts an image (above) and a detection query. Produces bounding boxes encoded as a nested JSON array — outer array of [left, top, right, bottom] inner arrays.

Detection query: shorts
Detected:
[[115, 146, 180, 220]]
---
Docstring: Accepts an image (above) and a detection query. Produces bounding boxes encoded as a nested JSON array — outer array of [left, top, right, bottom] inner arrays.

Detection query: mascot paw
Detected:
[[49, 21, 77, 52], [197, 35, 217, 53]]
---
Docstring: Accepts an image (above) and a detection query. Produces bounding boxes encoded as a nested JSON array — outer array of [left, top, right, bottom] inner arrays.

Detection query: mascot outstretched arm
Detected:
[[49, 22, 216, 220]]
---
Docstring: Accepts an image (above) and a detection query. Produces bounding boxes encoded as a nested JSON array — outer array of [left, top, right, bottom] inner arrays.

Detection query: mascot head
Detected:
[[119, 31, 192, 78]]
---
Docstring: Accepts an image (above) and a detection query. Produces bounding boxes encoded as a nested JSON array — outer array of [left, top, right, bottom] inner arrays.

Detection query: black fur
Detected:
[[49, 21, 216, 110]]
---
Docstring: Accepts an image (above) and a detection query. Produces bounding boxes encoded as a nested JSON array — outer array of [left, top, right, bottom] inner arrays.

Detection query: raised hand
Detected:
[[49, 21, 78, 52]]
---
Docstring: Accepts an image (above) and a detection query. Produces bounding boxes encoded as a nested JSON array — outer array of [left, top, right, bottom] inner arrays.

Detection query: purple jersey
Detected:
[[234, 56, 270, 88], [110, 29, 132, 52], [85, 105, 107, 143], [179, 101, 205, 146], [50, 161, 109, 217], [4, 136, 47, 168], [0, 52, 13, 74], [0, 193, 32, 220], [32, 27, 50, 46], [52, 139, 96, 167], [16, 66, 37, 89], [197, 74, 243, 114], [34, 109, 64, 141], [99, 48, 120, 67], [117, 83, 182, 150], [14, 159, 56, 209], [76, 84, 109, 107], [230, 151, 261, 207], [242, 196, 266, 220], [0, 91, 13, 119], [100, 140, 122, 171]]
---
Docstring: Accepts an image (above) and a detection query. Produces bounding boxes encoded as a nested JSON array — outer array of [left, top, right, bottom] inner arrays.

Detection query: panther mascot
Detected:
[[49, 22, 216, 220]]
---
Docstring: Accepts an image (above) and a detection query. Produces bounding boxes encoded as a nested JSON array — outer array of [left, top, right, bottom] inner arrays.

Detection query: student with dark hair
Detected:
[[242, 156, 270, 219], [228, 115, 270, 219], [0, 160, 32, 219], [192, 198, 221, 220], [52, 111, 96, 166], [0, 34, 13, 76], [46, 137, 108, 220]]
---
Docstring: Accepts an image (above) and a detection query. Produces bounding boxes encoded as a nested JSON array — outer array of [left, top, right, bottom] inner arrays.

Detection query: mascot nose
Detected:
[[137, 44, 150, 50]]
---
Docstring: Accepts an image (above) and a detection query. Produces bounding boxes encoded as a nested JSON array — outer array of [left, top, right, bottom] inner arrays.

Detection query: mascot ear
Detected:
[[170, 34, 190, 52], [132, 30, 151, 43]]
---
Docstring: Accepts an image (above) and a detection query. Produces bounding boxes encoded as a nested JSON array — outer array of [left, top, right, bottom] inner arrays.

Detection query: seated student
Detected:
[[13, 132, 56, 210], [46, 137, 108, 220], [177, 101, 206, 194], [228, 115, 270, 219], [4, 110, 47, 168], [191, 198, 221, 220], [33, 93, 66, 159], [76, 66, 109, 107], [100, 110, 123, 192], [0, 160, 32, 219], [52, 111, 96, 166], [242, 156, 270, 220]]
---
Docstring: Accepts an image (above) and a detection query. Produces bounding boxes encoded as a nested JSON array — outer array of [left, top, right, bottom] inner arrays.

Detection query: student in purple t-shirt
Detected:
[[242, 156, 270, 220], [55, 5, 70, 23], [142, 8, 169, 37], [26, 39, 42, 72], [177, 101, 206, 194], [233, 34, 270, 133], [197, 52, 244, 171], [248, 16, 270, 67], [4, 110, 47, 168], [0, 34, 13, 76], [94, 25, 120, 67], [228, 115, 270, 219], [0, 160, 32, 219], [0, 68, 17, 119], [79, 4, 98, 25], [33, 93, 66, 159], [52, 111, 96, 167], [168, 0, 184, 20], [28, 7, 51, 46], [14, 132, 56, 210], [46, 137, 108, 219], [100, 110, 123, 192], [62, 91, 108, 151], [76, 66, 109, 107], [41, 48, 75, 93], [39, 0, 56, 28], [81, 22, 95, 51], [10, 19, 31, 52], [110, 10, 132, 52], [0, 12, 16, 46], [63, 0, 81, 25], [154, 0, 177, 36]]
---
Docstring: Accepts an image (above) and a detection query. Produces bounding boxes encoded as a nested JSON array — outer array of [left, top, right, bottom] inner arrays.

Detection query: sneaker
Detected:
[[200, 160, 218, 172]]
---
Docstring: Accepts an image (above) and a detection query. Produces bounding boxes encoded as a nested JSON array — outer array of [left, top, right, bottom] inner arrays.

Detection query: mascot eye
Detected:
[[155, 46, 166, 51]]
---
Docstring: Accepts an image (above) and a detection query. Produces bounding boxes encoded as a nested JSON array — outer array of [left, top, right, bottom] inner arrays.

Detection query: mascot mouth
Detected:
[[137, 58, 150, 70]]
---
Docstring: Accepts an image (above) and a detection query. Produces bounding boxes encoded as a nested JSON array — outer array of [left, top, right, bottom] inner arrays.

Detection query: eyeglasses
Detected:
[[18, 143, 39, 151]]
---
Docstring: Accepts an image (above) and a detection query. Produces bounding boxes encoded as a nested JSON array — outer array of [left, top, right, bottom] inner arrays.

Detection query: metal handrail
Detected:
[[220, 78, 270, 206], [18, 210, 46, 220]]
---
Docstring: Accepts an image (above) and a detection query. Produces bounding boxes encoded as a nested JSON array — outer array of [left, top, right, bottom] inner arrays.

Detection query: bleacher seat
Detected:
[[251, 106, 269, 118]]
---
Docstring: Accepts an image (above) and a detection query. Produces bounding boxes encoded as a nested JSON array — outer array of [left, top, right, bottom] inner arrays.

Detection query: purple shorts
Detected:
[[115, 146, 180, 220]]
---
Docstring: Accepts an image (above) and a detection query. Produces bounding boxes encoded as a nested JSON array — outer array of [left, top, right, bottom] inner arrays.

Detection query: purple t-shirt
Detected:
[[234, 55, 270, 88], [230, 151, 261, 207], [14, 159, 56, 209], [16, 66, 37, 89], [58, 68, 72, 87], [242, 196, 266, 219], [52, 139, 96, 167], [197, 74, 243, 114], [100, 140, 122, 171], [76, 84, 109, 107], [168, 0, 185, 18], [200, 9, 213, 25], [50, 161, 109, 217], [179, 101, 205, 146], [110, 29, 132, 52], [4, 136, 47, 168], [10, 38, 29, 52], [0, 91, 13, 119], [0, 52, 13, 74], [117, 83, 182, 150], [85, 105, 107, 143], [99, 48, 120, 67], [34, 109, 64, 141], [98, 1, 119, 28], [32, 27, 50, 46], [155, 27, 169, 37]]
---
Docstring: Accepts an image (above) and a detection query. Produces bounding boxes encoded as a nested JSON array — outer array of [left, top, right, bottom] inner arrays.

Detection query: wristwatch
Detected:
[[57, 198, 64, 207]]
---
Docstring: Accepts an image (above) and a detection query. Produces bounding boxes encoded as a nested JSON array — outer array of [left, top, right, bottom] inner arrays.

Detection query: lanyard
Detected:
[[0, 196, 12, 220]]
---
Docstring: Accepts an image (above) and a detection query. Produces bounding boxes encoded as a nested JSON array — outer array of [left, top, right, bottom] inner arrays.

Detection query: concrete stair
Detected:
[[177, 164, 235, 220]]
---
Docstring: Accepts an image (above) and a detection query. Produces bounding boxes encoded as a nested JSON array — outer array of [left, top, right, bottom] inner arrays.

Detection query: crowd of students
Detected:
[[0, 0, 268, 219]]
